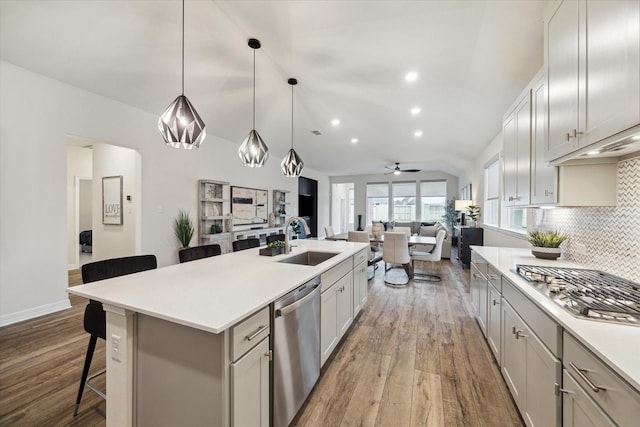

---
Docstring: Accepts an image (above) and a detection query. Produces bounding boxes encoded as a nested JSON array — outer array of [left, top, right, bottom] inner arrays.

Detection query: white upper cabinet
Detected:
[[503, 88, 532, 206], [545, 0, 640, 162], [531, 73, 557, 204]]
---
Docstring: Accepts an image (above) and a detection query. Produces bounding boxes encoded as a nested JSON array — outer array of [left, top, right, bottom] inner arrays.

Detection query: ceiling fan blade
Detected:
[[401, 169, 421, 173]]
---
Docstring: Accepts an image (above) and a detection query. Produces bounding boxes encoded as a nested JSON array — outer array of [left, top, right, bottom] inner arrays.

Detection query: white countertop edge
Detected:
[[68, 240, 369, 335], [471, 246, 640, 392]]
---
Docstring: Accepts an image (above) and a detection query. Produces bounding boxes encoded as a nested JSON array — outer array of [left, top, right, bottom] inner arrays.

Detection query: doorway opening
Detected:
[[331, 183, 355, 233]]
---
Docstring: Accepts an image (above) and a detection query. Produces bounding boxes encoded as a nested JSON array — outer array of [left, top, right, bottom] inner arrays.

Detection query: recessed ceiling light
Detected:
[[331, 119, 340, 126], [414, 130, 423, 137], [410, 107, 421, 115], [350, 138, 358, 143], [586, 150, 600, 155], [405, 72, 418, 82], [632, 135, 640, 141]]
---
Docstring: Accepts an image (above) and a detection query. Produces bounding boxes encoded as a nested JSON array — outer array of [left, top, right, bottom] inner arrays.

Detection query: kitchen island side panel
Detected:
[[135, 314, 228, 427]]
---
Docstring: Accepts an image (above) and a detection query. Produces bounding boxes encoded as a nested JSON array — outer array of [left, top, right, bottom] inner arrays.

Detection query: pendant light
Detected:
[[239, 38, 269, 167], [281, 78, 304, 177], [158, 0, 206, 149]]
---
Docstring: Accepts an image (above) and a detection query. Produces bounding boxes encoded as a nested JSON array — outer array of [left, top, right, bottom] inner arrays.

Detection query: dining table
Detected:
[[325, 232, 436, 246]]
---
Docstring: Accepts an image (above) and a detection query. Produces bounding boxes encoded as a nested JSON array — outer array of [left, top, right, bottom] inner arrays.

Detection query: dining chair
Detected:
[[324, 225, 335, 238], [178, 244, 221, 263], [393, 226, 412, 237], [410, 229, 446, 282], [74, 254, 157, 416], [266, 234, 286, 244], [348, 230, 382, 279], [232, 238, 260, 252], [382, 231, 412, 286]]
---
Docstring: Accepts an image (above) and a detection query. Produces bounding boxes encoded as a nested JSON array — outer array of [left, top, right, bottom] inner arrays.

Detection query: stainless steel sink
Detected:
[[277, 251, 339, 266]]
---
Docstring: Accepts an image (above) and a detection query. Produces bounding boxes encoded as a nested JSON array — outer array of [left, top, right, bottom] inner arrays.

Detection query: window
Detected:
[[503, 207, 528, 233], [366, 183, 389, 223], [484, 158, 499, 227], [392, 182, 416, 222], [420, 180, 446, 222]]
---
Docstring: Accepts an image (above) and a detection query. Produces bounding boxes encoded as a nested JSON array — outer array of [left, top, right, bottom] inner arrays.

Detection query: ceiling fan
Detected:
[[384, 162, 421, 175]]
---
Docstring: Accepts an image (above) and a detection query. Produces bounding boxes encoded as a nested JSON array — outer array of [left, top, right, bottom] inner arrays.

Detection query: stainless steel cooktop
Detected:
[[516, 265, 640, 326]]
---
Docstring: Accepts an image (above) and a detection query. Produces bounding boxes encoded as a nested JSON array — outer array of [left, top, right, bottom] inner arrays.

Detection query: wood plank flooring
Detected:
[[0, 260, 523, 426]]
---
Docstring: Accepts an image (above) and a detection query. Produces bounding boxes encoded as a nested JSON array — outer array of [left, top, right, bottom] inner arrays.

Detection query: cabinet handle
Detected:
[[489, 275, 500, 280], [508, 196, 515, 202], [544, 189, 554, 197], [566, 132, 572, 141], [473, 273, 482, 279], [571, 129, 583, 138], [515, 330, 528, 339], [569, 362, 605, 393], [554, 383, 572, 396], [492, 299, 500, 306], [245, 325, 268, 341], [511, 325, 517, 335]]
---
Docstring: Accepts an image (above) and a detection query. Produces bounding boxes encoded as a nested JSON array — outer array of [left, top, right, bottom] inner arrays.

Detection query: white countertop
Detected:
[[471, 246, 640, 391], [67, 240, 368, 334]]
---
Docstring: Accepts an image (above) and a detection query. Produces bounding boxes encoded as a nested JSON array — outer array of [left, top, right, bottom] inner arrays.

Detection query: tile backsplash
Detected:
[[532, 156, 639, 282]]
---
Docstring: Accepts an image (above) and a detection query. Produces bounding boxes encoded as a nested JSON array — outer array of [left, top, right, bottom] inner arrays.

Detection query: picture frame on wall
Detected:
[[231, 186, 268, 226], [459, 183, 472, 200], [102, 175, 123, 225]]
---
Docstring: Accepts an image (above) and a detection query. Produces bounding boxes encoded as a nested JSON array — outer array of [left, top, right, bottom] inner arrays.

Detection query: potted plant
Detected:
[[527, 230, 568, 260], [442, 199, 457, 231], [260, 240, 286, 256], [210, 223, 223, 234], [173, 209, 194, 249], [467, 205, 481, 226]]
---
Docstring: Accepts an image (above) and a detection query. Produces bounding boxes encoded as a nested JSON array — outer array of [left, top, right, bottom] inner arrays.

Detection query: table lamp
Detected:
[[455, 199, 473, 226]]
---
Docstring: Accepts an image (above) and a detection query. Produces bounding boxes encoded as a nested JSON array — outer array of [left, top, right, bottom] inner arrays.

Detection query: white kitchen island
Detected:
[[68, 239, 369, 427]]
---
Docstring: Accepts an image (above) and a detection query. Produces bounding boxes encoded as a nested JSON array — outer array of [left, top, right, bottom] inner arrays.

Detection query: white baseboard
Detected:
[[0, 299, 71, 327]]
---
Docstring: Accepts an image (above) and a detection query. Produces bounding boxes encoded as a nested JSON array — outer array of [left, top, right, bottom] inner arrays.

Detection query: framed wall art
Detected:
[[102, 175, 123, 225], [231, 186, 268, 226]]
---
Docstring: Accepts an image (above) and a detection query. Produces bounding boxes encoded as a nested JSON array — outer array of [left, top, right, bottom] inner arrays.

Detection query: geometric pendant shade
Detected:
[[239, 129, 269, 166], [239, 38, 269, 167], [281, 147, 304, 177], [281, 78, 304, 177], [158, 0, 205, 149], [158, 95, 206, 149]]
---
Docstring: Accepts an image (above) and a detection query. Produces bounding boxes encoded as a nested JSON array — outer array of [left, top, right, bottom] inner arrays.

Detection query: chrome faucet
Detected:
[[284, 216, 311, 254]]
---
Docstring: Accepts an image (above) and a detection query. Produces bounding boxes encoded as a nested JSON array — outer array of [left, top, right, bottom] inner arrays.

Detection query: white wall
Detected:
[[92, 142, 139, 261], [66, 145, 92, 266], [0, 61, 326, 325], [79, 180, 92, 232]]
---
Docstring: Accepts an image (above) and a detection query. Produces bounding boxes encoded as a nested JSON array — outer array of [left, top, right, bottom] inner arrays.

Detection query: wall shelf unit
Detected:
[[198, 180, 232, 253], [273, 189, 290, 226]]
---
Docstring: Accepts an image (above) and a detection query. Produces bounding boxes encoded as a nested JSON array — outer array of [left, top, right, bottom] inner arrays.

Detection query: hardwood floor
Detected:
[[0, 261, 522, 426]]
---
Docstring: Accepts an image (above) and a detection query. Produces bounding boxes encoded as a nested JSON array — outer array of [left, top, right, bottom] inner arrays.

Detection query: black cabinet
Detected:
[[457, 227, 483, 267]]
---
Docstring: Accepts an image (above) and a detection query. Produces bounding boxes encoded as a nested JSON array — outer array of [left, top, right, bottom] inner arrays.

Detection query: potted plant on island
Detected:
[[173, 209, 194, 249], [527, 230, 568, 260], [260, 240, 286, 256]]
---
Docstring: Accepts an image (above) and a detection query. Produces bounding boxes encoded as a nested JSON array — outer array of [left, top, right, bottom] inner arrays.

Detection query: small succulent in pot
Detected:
[[527, 230, 568, 259], [267, 240, 286, 249]]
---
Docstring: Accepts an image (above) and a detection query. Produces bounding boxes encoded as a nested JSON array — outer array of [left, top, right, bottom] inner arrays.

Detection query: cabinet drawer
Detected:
[[321, 258, 353, 292], [563, 332, 640, 427], [502, 277, 561, 356], [230, 307, 270, 362], [470, 254, 488, 276], [353, 248, 368, 267], [487, 265, 501, 291]]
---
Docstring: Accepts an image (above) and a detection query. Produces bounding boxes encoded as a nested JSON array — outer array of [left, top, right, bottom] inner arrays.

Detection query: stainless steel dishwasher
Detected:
[[272, 276, 321, 427]]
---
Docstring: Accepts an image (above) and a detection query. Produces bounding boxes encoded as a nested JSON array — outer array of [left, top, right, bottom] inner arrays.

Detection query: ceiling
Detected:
[[0, 0, 549, 177]]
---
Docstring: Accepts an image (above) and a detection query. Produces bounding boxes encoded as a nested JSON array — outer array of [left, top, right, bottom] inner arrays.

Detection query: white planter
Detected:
[[531, 247, 561, 260]]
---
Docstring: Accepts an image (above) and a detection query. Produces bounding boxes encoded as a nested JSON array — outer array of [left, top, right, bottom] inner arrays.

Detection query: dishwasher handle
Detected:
[[275, 284, 320, 317]]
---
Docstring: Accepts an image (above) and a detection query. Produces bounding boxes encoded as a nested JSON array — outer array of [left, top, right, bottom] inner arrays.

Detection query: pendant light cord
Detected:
[[181, 0, 185, 95], [253, 48, 256, 129], [291, 84, 294, 149]]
